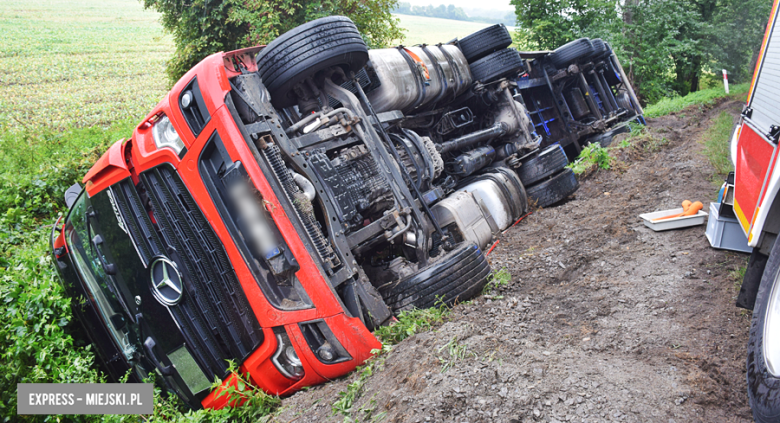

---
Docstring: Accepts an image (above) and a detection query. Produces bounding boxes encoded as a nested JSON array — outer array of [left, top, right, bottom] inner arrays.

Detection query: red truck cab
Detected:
[[51, 47, 380, 409]]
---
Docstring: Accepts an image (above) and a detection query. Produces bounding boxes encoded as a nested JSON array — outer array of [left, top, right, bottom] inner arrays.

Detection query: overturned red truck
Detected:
[[50, 18, 640, 408]]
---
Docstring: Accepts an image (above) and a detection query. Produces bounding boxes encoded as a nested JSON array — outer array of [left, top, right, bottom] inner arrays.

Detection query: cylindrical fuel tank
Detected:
[[367, 45, 472, 113], [462, 168, 526, 231]]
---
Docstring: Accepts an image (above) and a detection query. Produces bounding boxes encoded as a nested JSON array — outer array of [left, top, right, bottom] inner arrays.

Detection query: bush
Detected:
[[0, 233, 105, 422], [143, 0, 404, 84], [567, 142, 613, 174]]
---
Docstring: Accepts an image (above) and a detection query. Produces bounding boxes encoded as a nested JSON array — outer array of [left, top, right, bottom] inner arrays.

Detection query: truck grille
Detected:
[[133, 165, 262, 377]]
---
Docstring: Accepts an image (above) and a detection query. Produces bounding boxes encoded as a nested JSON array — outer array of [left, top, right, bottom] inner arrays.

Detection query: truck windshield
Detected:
[[65, 191, 136, 360]]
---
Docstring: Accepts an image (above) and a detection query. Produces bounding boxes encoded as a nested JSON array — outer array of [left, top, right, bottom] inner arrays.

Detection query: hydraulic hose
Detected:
[[292, 172, 316, 201]]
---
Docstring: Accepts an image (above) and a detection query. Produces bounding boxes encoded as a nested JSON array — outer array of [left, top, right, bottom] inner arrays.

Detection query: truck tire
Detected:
[[616, 92, 636, 115], [378, 242, 490, 312], [747, 240, 780, 422], [584, 124, 631, 147], [526, 168, 579, 208], [469, 48, 525, 83], [458, 24, 513, 63], [589, 38, 609, 59], [548, 38, 594, 68], [516, 144, 568, 186], [256, 16, 369, 108]]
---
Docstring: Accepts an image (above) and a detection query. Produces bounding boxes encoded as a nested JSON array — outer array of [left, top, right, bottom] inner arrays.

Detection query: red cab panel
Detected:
[[82, 139, 131, 196], [734, 122, 779, 231]]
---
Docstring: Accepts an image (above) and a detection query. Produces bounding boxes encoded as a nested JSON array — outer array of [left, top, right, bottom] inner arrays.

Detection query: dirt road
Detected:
[[274, 98, 752, 422]]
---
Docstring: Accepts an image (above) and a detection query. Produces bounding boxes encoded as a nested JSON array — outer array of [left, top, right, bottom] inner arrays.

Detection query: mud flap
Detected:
[[342, 277, 393, 330], [737, 248, 769, 310]]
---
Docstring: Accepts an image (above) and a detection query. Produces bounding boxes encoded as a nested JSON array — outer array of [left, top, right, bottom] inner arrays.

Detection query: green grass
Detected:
[[393, 14, 498, 46], [0, 0, 173, 131], [438, 336, 476, 372], [702, 111, 736, 175], [373, 300, 452, 345], [567, 142, 613, 175], [331, 345, 390, 418], [731, 260, 749, 291], [0, 0, 749, 420], [0, 0, 238, 421], [482, 267, 511, 295], [643, 83, 750, 118]]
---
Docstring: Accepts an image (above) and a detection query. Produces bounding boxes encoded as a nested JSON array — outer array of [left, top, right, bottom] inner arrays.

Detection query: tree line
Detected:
[[512, 0, 771, 103], [144, 0, 771, 105], [141, 0, 404, 84], [393, 2, 516, 26]]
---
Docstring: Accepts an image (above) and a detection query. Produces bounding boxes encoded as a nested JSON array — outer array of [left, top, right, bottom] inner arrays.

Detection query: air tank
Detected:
[[448, 145, 496, 176], [366, 45, 473, 114]]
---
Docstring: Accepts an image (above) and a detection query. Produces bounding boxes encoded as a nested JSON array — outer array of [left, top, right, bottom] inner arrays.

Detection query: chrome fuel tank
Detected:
[[462, 169, 526, 232], [366, 45, 472, 114]]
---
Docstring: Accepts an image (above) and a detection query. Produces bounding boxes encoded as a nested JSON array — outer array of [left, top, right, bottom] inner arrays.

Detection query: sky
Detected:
[[403, 0, 514, 11]]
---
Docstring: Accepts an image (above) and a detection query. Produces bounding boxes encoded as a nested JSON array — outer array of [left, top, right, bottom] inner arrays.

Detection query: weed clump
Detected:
[[567, 142, 613, 175]]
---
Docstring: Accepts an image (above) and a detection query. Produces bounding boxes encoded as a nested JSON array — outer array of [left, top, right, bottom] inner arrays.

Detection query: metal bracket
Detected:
[[769, 125, 780, 144]]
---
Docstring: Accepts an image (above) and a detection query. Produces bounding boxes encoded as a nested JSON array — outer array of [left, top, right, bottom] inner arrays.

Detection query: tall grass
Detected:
[[702, 111, 736, 175], [0, 0, 750, 420], [644, 83, 749, 118], [0, 0, 172, 131]]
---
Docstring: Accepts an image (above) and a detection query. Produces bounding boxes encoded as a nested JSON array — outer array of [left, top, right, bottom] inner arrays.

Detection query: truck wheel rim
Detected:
[[764, 269, 780, 376]]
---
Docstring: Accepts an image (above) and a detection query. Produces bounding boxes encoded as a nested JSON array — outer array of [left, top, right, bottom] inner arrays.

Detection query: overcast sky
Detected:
[[403, 0, 514, 11]]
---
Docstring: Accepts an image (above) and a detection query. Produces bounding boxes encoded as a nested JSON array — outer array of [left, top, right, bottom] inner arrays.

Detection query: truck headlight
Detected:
[[271, 328, 304, 380], [152, 115, 185, 155]]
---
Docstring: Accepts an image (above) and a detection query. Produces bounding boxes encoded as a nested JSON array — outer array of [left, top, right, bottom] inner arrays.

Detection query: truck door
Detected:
[[734, 3, 780, 242]]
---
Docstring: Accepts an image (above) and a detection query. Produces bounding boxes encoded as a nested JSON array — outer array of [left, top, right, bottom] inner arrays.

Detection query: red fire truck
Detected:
[[730, 0, 780, 420]]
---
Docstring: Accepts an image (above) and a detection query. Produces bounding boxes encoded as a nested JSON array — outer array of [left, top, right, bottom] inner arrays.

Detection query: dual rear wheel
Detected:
[[517, 144, 578, 208]]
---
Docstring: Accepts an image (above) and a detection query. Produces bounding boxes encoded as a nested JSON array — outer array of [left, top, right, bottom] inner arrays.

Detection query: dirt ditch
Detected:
[[273, 98, 752, 423]]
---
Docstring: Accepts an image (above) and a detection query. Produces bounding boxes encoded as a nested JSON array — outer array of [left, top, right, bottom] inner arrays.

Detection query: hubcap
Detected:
[[764, 269, 780, 376]]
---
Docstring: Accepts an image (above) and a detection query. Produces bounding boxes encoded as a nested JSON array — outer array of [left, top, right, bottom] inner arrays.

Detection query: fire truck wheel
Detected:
[[457, 24, 513, 63], [256, 16, 369, 109], [469, 48, 525, 83], [548, 38, 595, 68], [526, 168, 579, 208], [516, 144, 569, 186], [378, 242, 491, 312], [748, 239, 780, 422]]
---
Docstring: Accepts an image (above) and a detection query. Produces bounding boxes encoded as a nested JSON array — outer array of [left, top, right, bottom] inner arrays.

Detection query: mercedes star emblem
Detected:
[[150, 257, 183, 306]]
